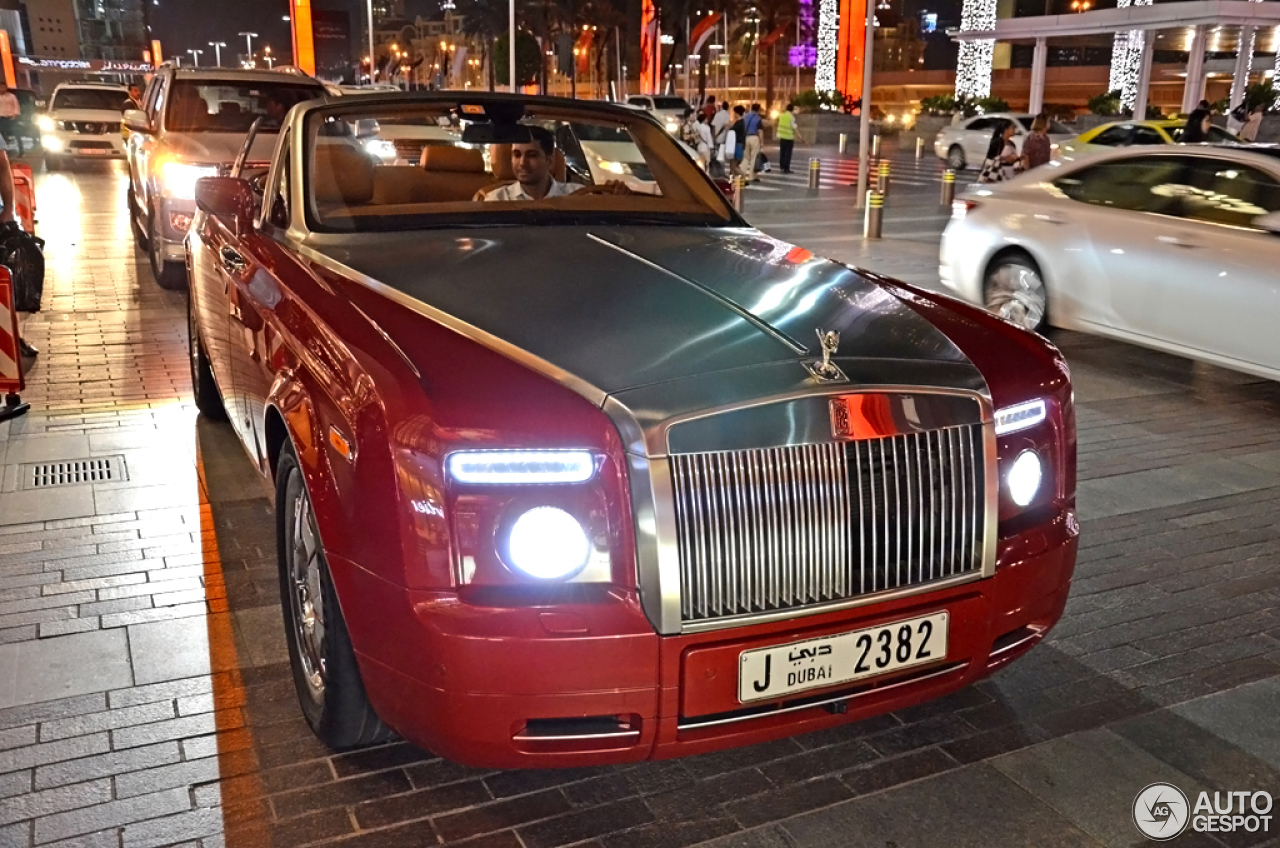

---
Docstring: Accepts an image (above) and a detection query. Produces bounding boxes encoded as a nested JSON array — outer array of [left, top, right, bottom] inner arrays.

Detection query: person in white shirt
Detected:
[[693, 112, 714, 168], [0, 84, 22, 156], [483, 126, 582, 201], [710, 101, 730, 152]]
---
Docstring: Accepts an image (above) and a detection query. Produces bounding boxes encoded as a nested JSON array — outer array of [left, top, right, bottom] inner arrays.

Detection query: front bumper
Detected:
[[152, 196, 196, 264], [43, 132, 127, 159], [333, 505, 1078, 768]]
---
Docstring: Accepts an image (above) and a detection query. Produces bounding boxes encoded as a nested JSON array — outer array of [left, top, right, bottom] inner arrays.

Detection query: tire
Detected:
[[984, 253, 1048, 333], [276, 441, 392, 750], [128, 186, 148, 248], [187, 294, 226, 420], [946, 145, 966, 170], [148, 206, 187, 290]]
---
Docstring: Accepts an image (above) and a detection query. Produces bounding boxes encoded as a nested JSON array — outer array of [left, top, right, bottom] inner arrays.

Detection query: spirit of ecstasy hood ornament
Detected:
[[804, 329, 846, 383]]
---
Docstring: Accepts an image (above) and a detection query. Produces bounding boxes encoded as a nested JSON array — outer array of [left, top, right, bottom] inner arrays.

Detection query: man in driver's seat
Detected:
[[483, 127, 581, 201]]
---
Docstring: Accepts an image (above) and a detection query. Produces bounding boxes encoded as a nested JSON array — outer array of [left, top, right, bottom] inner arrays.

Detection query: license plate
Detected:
[[78, 148, 107, 155], [738, 612, 949, 703]]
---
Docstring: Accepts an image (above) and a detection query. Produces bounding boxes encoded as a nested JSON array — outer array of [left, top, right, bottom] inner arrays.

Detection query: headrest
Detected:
[[552, 149, 566, 182], [489, 143, 515, 180], [312, 142, 375, 206], [420, 145, 485, 173]]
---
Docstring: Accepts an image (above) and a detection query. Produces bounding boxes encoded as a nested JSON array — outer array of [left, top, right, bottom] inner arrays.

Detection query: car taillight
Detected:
[[952, 199, 980, 219]]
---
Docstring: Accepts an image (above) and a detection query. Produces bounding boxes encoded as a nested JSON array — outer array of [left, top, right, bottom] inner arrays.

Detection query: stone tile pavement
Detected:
[[0, 164, 1277, 848]]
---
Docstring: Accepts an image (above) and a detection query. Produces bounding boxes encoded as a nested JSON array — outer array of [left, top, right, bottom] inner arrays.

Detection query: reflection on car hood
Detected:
[[316, 226, 985, 418], [50, 109, 124, 122], [161, 131, 278, 164]]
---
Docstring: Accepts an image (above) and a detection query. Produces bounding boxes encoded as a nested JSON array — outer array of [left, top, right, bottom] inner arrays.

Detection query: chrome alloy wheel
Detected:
[[289, 489, 328, 703], [985, 261, 1047, 332]]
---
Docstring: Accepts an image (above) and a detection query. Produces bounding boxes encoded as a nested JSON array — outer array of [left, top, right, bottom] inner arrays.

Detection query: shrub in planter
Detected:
[[1088, 90, 1122, 116], [920, 94, 958, 116]]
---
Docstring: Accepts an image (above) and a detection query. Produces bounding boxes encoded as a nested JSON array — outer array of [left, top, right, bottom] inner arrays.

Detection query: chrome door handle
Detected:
[[1156, 234, 1201, 248], [1034, 213, 1066, 225], [220, 245, 248, 274]]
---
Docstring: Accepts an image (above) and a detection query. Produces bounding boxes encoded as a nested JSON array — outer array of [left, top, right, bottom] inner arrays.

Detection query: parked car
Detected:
[[940, 146, 1280, 381], [187, 91, 1077, 769], [1053, 118, 1240, 163], [626, 94, 692, 134], [37, 82, 130, 168], [124, 64, 326, 288], [934, 112, 1073, 170]]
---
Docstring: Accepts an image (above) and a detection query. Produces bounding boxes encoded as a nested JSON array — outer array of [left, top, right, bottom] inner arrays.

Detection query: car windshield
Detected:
[[166, 81, 324, 133], [53, 88, 126, 111], [1017, 116, 1071, 133], [305, 100, 735, 233], [652, 97, 691, 110]]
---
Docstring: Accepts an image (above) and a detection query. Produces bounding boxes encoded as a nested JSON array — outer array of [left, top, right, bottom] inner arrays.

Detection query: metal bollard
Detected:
[[915, 137, 924, 159], [864, 190, 884, 240], [731, 175, 746, 211], [872, 133, 881, 157], [941, 168, 956, 207], [876, 160, 891, 195], [838, 133, 848, 154], [808, 157, 821, 190]]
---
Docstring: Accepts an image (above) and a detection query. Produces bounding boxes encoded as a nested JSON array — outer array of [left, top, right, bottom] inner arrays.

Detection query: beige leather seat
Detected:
[[418, 146, 494, 201], [313, 143, 376, 208]]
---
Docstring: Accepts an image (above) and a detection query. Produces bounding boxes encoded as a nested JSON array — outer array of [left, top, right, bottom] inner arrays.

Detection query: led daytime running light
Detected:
[[994, 399, 1046, 436], [447, 450, 596, 485]]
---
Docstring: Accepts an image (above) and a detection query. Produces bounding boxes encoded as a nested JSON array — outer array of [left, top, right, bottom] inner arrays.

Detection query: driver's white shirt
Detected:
[[484, 178, 582, 201]]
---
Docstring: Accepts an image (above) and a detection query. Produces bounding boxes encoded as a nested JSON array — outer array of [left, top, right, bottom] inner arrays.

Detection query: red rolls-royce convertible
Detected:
[[187, 93, 1078, 768]]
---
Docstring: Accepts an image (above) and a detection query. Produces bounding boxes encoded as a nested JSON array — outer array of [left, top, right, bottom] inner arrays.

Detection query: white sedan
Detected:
[[934, 112, 1073, 171], [939, 146, 1280, 382]]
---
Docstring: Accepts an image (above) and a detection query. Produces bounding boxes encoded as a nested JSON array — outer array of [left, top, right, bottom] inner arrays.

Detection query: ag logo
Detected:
[[1134, 783, 1190, 840]]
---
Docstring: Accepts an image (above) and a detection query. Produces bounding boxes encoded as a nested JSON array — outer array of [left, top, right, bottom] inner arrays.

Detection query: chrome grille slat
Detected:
[[673, 423, 986, 623]]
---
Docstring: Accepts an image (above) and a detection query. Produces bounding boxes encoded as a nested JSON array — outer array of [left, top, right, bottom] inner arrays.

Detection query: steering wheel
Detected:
[[574, 181, 635, 196]]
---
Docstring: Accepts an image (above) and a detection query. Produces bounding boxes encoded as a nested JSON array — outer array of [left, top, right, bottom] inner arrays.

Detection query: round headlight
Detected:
[[1007, 450, 1043, 507], [505, 506, 590, 580]]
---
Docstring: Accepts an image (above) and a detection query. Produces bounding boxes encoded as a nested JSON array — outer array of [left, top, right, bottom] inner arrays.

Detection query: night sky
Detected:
[[149, 0, 442, 65]]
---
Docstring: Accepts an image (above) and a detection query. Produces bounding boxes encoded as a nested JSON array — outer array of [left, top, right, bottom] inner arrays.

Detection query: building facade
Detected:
[[24, 0, 147, 60]]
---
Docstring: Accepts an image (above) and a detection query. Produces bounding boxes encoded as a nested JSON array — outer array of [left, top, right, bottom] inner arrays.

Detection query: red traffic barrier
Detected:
[[12, 161, 34, 235], [0, 266, 29, 422]]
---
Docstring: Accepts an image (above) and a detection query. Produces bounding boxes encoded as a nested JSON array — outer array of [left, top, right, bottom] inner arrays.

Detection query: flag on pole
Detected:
[[689, 12, 723, 56], [758, 19, 792, 49]]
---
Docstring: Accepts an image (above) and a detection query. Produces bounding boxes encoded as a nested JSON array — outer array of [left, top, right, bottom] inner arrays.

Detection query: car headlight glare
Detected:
[[36, 115, 54, 132], [447, 450, 596, 485], [994, 399, 1046, 435], [505, 506, 591, 579], [1007, 450, 1043, 507], [597, 159, 631, 175], [160, 161, 219, 199], [42, 136, 64, 152], [363, 138, 397, 159]]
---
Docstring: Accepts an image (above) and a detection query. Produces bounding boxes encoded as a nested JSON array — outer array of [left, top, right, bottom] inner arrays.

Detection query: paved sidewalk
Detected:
[[0, 164, 1278, 848]]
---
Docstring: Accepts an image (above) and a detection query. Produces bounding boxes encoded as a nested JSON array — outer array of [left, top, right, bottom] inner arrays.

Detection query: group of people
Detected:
[[1184, 98, 1264, 143], [978, 114, 1055, 183], [680, 96, 807, 180]]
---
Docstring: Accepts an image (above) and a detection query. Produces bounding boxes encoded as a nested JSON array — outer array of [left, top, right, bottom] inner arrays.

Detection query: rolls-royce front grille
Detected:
[[670, 423, 986, 624]]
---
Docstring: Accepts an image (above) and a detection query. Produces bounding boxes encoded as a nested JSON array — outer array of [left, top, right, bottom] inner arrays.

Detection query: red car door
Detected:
[[190, 202, 239, 429]]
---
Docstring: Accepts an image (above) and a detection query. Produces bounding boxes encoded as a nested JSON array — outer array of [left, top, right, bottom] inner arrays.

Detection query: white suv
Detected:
[[38, 82, 130, 169]]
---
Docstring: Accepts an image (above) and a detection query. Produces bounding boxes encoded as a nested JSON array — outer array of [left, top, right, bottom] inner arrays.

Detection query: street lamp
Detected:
[[263, 45, 274, 68], [238, 32, 257, 61], [186, 48, 203, 66], [208, 41, 226, 66]]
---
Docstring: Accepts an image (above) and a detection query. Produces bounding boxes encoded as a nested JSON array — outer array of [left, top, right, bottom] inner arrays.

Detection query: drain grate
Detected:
[[23, 456, 127, 489]]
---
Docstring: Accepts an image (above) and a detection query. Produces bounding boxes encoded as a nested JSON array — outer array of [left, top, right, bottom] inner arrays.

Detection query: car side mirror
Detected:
[[195, 177, 255, 236], [1254, 211, 1280, 235], [123, 109, 152, 134]]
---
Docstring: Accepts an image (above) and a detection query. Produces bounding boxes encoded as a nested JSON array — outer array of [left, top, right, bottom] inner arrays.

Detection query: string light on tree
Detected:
[[1108, 0, 1131, 94], [1274, 25, 1280, 76], [955, 0, 996, 98], [1116, 0, 1151, 111], [815, 0, 838, 92]]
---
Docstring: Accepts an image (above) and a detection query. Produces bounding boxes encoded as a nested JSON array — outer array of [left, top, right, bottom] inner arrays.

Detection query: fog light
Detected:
[[1007, 450, 1043, 507], [505, 506, 590, 580], [42, 136, 64, 152], [169, 212, 192, 233]]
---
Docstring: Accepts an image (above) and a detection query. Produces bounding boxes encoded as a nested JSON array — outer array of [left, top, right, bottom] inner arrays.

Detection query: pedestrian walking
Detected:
[[743, 103, 763, 182], [776, 103, 804, 173], [1240, 104, 1265, 142], [978, 120, 1021, 183], [1021, 114, 1052, 170], [1182, 108, 1212, 143], [693, 112, 714, 169], [726, 105, 747, 177], [0, 84, 23, 156], [701, 94, 717, 121]]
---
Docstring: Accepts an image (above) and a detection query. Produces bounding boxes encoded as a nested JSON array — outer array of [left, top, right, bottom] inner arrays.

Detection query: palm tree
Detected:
[[755, 0, 797, 108], [456, 0, 507, 89]]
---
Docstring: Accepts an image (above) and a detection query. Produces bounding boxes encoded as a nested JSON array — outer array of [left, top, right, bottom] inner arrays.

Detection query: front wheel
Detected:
[[127, 186, 148, 248], [188, 295, 226, 420], [984, 254, 1048, 333], [946, 145, 966, 170], [276, 442, 392, 750]]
